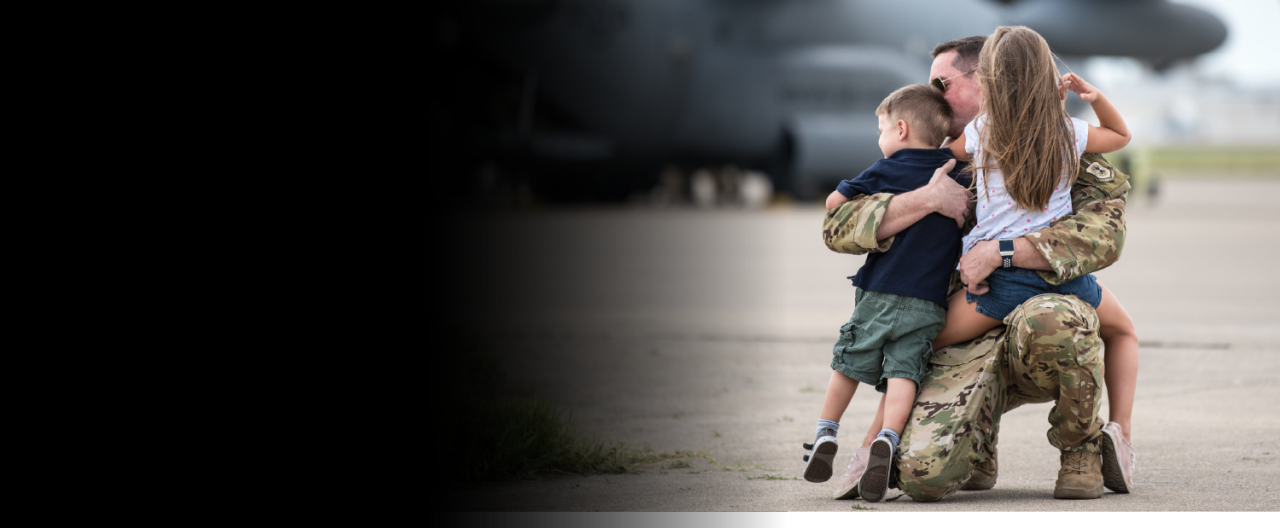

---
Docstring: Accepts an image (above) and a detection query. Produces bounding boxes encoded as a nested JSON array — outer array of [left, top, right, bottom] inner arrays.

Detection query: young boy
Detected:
[[802, 84, 967, 502]]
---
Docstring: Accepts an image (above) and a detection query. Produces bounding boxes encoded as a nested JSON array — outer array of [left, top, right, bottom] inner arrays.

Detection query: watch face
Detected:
[[999, 239, 1014, 253]]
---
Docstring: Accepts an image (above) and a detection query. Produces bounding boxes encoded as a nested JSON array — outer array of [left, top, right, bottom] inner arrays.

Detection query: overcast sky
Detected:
[[1172, 0, 1280, 88]]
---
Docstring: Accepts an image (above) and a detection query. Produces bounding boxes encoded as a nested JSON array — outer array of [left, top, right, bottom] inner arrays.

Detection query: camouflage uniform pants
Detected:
[[897, 294, 1106, 501]]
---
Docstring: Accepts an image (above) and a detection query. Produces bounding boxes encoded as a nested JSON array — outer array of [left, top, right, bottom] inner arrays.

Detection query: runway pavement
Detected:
[[442, 177, 1280, 512]]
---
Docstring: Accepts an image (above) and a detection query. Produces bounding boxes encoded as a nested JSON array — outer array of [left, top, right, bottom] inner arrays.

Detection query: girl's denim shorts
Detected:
[[966, 268, 1101, 320]]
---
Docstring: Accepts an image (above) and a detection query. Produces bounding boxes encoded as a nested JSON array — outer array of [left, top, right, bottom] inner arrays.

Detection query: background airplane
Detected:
[[430, 0, 1227, 203]]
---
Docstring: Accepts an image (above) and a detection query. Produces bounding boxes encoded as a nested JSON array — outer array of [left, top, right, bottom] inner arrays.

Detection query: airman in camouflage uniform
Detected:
[[822, 153, 1130, 501]]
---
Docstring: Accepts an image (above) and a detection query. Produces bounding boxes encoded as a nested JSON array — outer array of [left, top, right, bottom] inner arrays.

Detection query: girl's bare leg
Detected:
[[860, 393, 888, 448], [932, 290, 1003, 351], [1096, 281, 1138, 442], [820, 370, 860, 423]]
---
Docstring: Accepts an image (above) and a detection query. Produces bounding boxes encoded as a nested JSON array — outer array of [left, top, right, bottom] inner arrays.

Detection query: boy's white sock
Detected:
[[877, 428, 900, 451], [816, 419, 840, 438]]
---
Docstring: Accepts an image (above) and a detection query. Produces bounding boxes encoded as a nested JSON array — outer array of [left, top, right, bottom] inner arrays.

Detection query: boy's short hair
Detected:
[[876, 84, 952, 148]]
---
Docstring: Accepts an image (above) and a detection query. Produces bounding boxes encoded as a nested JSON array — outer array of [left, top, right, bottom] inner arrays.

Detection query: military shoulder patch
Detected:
[[1085, 162, 1113, 182], [1076, 154, 1130, 199]]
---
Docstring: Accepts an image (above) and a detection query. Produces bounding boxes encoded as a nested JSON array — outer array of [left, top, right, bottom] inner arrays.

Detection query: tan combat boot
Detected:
[[1054, 451, 1105, 499], [960, 454, 998, 490]]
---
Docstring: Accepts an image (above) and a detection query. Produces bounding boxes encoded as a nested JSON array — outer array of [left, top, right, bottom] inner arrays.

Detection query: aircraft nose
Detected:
[[1007, 0, 1227, 64]]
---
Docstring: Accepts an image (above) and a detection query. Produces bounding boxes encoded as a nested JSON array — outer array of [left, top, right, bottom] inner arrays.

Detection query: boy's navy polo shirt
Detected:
[[835, 148, 970, 308]]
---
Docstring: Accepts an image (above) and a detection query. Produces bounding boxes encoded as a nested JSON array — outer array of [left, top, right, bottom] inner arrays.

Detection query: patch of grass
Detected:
[[452, 396, 679, 482], [1146, 146, 1280, 172], [440, 330, 774, 484], [651, 450, 776, 473], [799, 386, 820, 393], [440, 329, 688, 484], [1091, 147, 1280, 197], [747, 474, 799, 481], [717, 459, 775, 472], [450, 399, 741, 483], [713, 431, 721, 438], [852, 504, 877, 510]]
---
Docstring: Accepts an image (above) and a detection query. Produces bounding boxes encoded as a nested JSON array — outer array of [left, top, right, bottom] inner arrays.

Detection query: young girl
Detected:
[[934, 25, 1138, 492]]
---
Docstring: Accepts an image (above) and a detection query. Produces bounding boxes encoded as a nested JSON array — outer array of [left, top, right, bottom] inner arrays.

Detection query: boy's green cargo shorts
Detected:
[[831, 288, 946, 393]]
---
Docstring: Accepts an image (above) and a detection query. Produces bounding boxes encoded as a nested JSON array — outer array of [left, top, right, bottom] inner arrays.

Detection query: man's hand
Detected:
[[921, 159, 969, 227], [959, 239, 1002, 294], [968, 280, 990, 295], [873, 159, 970, 240]]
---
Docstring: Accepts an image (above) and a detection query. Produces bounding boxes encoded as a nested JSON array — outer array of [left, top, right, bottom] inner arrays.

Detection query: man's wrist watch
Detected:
[[998, 239, 1015, 268]]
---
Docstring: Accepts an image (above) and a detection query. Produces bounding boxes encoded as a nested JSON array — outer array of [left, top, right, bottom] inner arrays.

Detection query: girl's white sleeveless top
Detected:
[[960, 115, 1090, 256]]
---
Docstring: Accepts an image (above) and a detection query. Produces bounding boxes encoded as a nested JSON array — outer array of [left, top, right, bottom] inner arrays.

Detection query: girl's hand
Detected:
[[1062, 73, 1102, 102]]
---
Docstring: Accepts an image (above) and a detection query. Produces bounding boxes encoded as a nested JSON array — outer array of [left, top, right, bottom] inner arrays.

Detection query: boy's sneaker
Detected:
[[802, 427, 839, 483], [859, 436, 895, 502], [833, 446, 871, 499], [1100, 422, 1135, 493]]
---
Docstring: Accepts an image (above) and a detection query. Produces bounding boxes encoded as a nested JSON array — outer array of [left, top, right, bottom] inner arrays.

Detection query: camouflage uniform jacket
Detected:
[[823, 153, 1129, 286], [821, 154, 1130, 501]]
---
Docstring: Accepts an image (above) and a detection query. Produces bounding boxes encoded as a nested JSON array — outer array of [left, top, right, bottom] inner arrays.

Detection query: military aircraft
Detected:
[[430, 0, 1226, 203]]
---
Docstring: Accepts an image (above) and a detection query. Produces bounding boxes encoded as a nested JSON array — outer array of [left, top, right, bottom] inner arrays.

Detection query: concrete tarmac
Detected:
[[445, 177, 1280, 511]]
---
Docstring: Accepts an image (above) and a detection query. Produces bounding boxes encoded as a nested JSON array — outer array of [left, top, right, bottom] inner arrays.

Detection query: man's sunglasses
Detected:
[[931, 69, 976, 93]]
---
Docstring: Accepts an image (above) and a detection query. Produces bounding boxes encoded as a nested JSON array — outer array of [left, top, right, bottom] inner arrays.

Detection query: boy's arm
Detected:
[[1063, 73, 1131, 153]]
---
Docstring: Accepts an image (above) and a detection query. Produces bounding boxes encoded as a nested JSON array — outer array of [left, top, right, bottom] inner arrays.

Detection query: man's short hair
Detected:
[[876, 84, 952, 148], [932, 35, 987, 75]]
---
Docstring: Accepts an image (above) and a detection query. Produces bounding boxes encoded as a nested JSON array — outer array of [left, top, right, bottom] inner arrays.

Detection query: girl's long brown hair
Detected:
[[972, 26, 1077, 211]]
